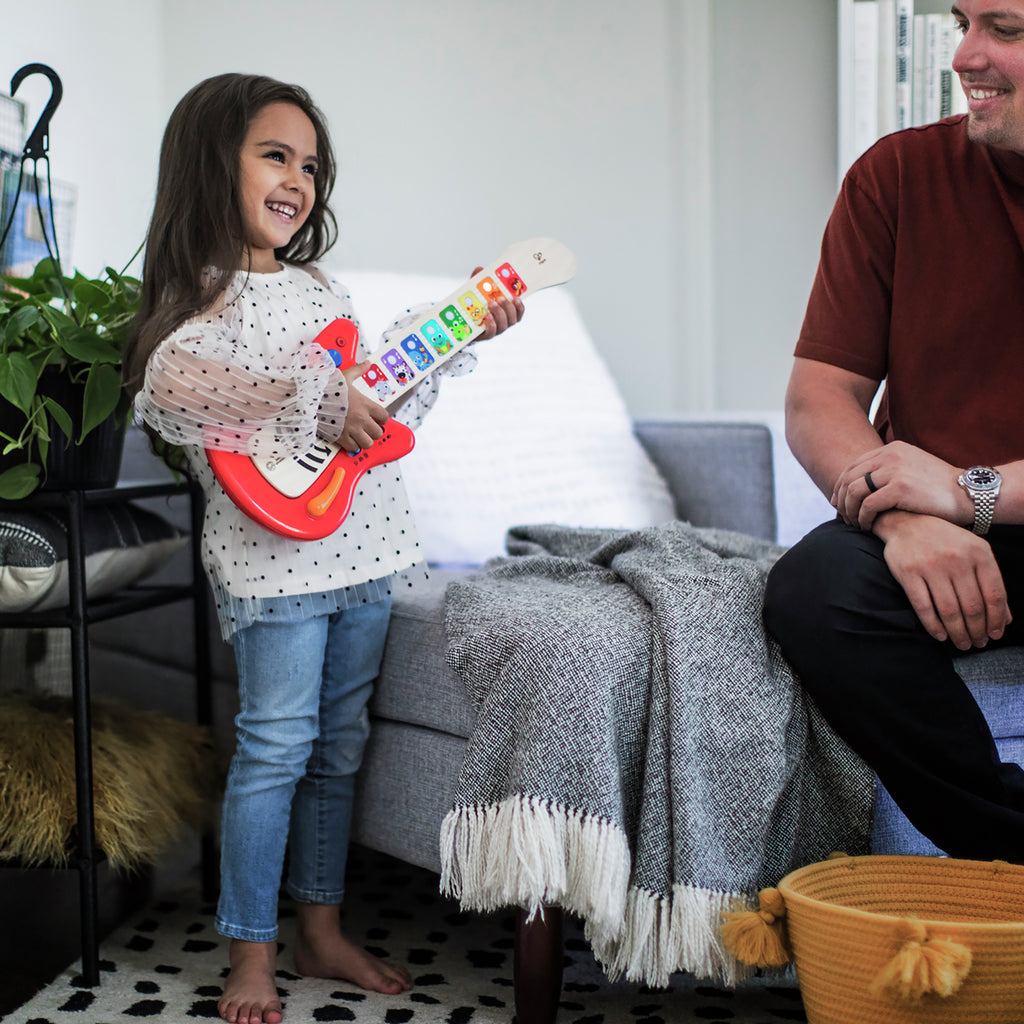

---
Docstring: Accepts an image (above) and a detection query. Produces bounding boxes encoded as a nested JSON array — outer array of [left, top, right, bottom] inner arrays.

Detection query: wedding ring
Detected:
[[864, 471, 878, 493]]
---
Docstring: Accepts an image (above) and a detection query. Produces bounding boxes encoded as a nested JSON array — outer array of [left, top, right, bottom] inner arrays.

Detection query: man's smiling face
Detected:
[[953, 1, 1024, 155]]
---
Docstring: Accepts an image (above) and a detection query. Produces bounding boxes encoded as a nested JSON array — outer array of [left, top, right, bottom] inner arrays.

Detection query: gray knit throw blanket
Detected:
[[440, 522, 874, 987]]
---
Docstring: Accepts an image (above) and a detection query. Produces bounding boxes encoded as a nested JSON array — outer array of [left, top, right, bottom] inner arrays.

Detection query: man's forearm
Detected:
[[784, 363, 884, 499]]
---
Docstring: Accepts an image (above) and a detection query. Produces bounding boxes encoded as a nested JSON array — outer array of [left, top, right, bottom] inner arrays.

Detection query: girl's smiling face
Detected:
[[238, 102, 319, 272]]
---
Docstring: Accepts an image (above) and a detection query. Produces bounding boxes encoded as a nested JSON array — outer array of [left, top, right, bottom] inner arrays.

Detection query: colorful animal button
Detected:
[[361, 363, 393, 400], [476, 276, 504, 304], [421, 319, 453, 355], [382, 348, 416, 386], [439, 304, 473, 341], [400, 334, 436, 370], [496, 262, 526, 296], [459, 291, 488, 325]]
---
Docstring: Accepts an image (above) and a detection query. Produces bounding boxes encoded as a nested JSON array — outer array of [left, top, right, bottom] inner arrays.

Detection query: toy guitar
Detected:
[[206, 237, 577, 540]]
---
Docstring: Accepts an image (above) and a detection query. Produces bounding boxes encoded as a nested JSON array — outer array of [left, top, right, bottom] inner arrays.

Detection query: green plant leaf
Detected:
[[42, 395, 74, 442], [3, 304, 46, 347], [80, 363, 121, 439], [9, 258, 63, 300], [0, 463, 41, 499], [36, 428, 50, 468], [4, 267, 52, 299], [71, 274, 108, 308], [0, 257, 139, 471], [56, 323, 123, 365], [37, 302, 79, 337], [0, 352, 39, 413]]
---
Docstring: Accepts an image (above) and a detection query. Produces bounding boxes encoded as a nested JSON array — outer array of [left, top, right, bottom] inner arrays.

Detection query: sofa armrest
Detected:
[[633, 419, 777, 542]]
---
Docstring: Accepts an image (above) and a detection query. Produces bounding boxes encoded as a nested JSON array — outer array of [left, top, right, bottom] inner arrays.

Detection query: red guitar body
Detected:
[[205, 318, 415, 541]]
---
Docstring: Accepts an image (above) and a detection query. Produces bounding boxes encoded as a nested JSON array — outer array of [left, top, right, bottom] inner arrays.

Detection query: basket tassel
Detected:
[[869, 919, 972, 1002], [721, 887, 791, 967]]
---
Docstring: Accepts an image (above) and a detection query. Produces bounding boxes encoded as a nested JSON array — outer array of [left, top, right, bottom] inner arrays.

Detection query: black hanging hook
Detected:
[[11, 63, 63, 161]]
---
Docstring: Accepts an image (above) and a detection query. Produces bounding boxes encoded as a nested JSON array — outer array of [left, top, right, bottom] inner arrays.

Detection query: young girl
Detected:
[[124, 73, 522, 1024]]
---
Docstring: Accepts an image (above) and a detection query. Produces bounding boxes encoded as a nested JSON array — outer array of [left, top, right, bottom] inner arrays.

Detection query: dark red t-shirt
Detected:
[[797, 116, 1024, 468]]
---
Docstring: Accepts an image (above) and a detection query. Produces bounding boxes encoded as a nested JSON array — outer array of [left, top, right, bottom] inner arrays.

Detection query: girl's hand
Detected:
[[339, 362, 389, 450], [471, 266, 525, 339]]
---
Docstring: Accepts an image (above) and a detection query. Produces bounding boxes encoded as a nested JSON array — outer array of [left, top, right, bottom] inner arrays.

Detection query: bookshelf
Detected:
[[838, 0, 967, 184]]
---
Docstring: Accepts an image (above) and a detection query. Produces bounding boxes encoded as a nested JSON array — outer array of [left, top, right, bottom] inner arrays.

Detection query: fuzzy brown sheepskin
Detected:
[[0, 694, 221, 870]]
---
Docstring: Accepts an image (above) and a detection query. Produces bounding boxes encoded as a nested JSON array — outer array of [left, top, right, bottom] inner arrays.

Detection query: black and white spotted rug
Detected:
[[4, 846, 807, 1023]]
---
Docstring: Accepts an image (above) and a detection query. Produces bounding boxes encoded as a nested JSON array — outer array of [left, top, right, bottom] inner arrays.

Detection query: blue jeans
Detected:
[[215, 596, 392, 942]]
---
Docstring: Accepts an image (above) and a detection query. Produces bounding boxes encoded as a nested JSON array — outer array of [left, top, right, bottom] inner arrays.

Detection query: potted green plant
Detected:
[[0, 257, 140, 500]]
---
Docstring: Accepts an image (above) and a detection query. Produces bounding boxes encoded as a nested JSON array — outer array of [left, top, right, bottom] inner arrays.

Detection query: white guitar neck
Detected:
[[352, 237, 577, 407]]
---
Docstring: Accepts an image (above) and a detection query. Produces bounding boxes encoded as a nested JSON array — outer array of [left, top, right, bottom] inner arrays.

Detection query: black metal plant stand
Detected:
[[0, 479, 213, 986]]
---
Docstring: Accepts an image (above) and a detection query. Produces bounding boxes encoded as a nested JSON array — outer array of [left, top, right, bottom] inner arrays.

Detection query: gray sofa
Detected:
[[91, 419, 1024, 1021]]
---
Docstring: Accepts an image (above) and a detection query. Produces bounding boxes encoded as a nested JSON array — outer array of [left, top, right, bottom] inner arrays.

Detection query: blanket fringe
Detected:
[[440, 796, 629, 935], [590, 884, 754, 987], [439, 795, 755, 986]]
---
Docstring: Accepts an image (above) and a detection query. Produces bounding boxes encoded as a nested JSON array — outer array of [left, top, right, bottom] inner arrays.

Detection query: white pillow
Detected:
[[0, 502, 187, 613], [333, 269, 676, 566]]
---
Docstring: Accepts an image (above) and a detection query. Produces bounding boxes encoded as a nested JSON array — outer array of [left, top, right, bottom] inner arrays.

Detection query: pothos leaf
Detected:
[[0, 352, 39, 414], [56, 323, 122, 364], [80, 363, 122, 440], [0, 463, 42, 500], [42, 396, 74, 442]]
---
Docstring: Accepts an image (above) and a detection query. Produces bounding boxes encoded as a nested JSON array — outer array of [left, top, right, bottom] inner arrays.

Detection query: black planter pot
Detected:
[[0, 372, 125, 491]]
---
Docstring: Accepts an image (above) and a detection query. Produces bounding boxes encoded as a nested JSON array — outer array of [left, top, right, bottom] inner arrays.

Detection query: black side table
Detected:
[[0, 479, 213, 986]]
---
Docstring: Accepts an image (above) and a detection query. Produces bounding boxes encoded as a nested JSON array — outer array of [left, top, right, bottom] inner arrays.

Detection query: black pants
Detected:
[[763, 518, 1024, 861]]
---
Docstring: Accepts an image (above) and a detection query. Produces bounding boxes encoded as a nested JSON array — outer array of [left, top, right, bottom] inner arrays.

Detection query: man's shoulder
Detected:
[[843, 117, 974, 205], [854, 116, 969, 173]]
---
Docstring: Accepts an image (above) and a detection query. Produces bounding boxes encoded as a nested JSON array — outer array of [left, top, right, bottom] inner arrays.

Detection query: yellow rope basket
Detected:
[[722, 853, 1024, 1024]]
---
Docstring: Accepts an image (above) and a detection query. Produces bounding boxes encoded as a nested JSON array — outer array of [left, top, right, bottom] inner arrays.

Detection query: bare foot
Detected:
[[219, 939, 284, 1024], [293, 903, 413, 995]]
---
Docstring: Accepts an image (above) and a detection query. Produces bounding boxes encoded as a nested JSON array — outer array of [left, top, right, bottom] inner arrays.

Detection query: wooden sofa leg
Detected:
[[514, 905, 564, 1024]]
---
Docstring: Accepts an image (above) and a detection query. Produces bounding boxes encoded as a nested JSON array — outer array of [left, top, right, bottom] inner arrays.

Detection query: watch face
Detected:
[[965, 466, 1000, 490]]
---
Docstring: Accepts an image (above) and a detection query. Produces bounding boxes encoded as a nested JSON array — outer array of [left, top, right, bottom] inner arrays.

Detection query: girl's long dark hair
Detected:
[[123, 73, 338, 397]]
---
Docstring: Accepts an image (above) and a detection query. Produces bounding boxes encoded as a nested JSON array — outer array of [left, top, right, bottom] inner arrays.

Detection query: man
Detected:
[[763, 0, 1024, 862]]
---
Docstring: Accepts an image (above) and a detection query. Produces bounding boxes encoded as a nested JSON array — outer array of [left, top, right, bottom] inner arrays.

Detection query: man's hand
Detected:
[[338, 361, 389, 451], [471, 266, 525, 339], [877, 511, 1011, 649], [832, 441, 974, 530]]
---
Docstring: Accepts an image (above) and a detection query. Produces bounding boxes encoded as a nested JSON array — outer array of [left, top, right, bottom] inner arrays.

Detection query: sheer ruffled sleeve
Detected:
[[136, 303, 348, 459]]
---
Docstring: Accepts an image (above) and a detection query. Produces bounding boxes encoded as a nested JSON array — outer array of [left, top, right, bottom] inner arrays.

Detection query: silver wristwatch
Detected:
[[958, 466, 1002, 536]]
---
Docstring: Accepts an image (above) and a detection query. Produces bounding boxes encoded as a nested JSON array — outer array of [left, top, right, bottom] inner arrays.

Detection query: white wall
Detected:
[[158, 0, 684, 412], [711, 0, 839, 411], [4, 0, 840, 417]]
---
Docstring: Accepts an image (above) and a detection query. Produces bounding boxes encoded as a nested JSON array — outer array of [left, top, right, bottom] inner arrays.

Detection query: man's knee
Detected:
[[764, 520, 895, 660], [766, 521, 847, 637]]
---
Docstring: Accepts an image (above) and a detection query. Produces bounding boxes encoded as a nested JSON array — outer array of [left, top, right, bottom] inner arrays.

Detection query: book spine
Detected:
[[853, 1, 880, 163], [939, 14, 958, 117], [877, 0, 897, 135], [912, 14, 927, 126], [924, 13, 942, 124], [838, 0, 857, 180], [942, 13, 968, 115], [894, 0, 913, 130]]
